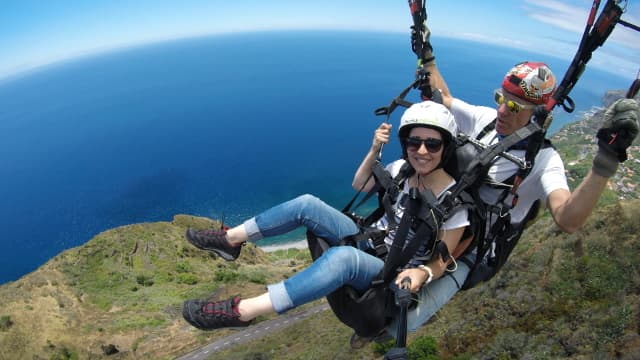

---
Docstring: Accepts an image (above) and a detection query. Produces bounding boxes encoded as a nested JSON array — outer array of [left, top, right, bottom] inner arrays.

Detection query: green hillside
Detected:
[[208, 201, 640, 360], [3, 200, 637, 359], [0, 215, 322, 359], [553, 90, 640, 201]]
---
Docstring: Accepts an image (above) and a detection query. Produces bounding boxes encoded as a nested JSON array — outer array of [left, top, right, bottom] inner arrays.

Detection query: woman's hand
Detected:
[[353, 122, 394, 192], [395, 268, 427, 293], [372, 123, 392, 151]]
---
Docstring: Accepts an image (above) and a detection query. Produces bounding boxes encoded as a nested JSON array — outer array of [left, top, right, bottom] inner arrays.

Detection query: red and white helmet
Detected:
[[501, 61, 556, 105]]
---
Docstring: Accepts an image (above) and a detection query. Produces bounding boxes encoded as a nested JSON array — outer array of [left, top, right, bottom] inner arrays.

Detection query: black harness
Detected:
[[449, 117, 554, 289], [306, 160, 471, 337]]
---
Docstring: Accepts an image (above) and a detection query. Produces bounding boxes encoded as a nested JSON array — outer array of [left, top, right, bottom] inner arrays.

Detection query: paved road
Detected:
[[175, 303, 331, 360]]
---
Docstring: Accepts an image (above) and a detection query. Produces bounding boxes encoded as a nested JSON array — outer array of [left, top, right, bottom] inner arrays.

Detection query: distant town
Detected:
[[552, 92, 640, 200]]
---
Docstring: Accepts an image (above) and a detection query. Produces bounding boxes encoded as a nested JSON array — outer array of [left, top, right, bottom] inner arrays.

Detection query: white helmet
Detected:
[[398, 101, 457, 141], [398, 101, 458, 165]]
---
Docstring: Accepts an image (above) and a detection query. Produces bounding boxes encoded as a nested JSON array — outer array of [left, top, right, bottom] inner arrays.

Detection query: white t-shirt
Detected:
[[450, 98, 570, 224], [373, 159, 470, 266]]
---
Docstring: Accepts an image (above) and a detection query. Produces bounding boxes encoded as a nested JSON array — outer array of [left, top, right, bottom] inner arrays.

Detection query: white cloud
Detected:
[[613, 11, 640, 49], [524, 0, 589, 34], [523, 0, 639, 76], [443, 32, 532, 50], [525, 0, 639, 48]]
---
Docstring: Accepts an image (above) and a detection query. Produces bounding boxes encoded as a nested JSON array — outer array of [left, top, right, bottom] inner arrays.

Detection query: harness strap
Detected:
[[434, 240, 451, 263], [465, 112, 552, 212], [451, 120, 542, 201], [476, 121, 496, 141], [376, 165, 402, 232], [342, 170, 375, 214], [415, 187, 445, 223], [508, 107, 551, 207], [374, 79, 421, 117], [381, 196, 437, 283], [342, 161, 410, 227], [346, 228, 389, 258]]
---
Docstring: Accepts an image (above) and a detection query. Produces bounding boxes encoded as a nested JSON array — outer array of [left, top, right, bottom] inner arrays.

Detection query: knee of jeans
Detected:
[[294, 194, 322, 209], [322, 246, 359, 272]]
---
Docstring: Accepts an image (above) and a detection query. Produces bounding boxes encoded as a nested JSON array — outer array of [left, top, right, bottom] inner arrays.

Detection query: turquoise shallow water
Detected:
[[0, 31, 630, 284]]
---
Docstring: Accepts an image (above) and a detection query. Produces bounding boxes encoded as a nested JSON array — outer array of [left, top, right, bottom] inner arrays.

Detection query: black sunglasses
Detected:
[[404, 137, 443, 153]]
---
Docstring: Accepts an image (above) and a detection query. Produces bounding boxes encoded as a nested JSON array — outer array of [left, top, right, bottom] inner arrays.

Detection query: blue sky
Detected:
[[1, 0, 638, 80]]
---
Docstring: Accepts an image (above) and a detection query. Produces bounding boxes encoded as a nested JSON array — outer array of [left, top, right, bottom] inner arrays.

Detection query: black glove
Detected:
[[410, 22, 435, 66], [593, 99, 640, 177]]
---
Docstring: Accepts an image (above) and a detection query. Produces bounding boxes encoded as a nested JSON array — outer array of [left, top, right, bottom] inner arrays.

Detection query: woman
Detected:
[[181, 101, 469, 334]]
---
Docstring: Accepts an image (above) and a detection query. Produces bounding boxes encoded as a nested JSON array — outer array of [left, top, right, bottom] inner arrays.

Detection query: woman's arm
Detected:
[[395, 226, 466, 293], [352, 123, 393, 192]]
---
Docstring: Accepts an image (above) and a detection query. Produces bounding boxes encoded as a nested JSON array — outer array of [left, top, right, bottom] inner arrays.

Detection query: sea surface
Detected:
[[0, 31, 630, 284]]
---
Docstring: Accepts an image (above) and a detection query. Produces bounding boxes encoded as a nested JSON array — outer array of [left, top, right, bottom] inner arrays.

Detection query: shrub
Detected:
[[408, 336, 439, 360], [49, 345, 78, 360], [483, 330, 528, 360], [177, 273, 199, 285], [135, 274, 154, 287], [214, 269, 239, 283], [372, 338, 395, 356], [0, 315, 13, 331], [597, 304, 632, 343], [246, 271, 267, 285], [175, 261, 192, 273]]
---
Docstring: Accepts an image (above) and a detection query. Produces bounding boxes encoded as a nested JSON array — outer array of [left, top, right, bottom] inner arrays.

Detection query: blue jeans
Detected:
[[242, 194, 383, 313], [243, 194, 359, 244], [243, 193, 472, 335]]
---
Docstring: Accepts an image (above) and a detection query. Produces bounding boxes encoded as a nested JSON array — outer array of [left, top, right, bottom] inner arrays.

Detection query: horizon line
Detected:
[[0, 29, 634, 84]]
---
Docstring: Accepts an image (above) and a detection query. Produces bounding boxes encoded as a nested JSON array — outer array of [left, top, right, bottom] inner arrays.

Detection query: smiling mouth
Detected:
[[412, 156, 432, 165]]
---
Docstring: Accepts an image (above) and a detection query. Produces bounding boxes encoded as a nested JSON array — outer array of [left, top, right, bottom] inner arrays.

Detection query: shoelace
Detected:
[[201, 229, 227, 236], [202, 299, 240, 319]]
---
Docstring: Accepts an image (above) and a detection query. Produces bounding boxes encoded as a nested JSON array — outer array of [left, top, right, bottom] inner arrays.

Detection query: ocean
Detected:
[[0, 31, 631, 284]]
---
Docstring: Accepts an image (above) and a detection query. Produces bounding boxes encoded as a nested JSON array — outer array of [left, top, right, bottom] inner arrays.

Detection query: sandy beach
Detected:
[[258, 240, 309, 252]]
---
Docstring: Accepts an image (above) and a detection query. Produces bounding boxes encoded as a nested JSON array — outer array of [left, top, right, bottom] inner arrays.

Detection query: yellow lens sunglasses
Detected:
[[493, 89, 537, 113]]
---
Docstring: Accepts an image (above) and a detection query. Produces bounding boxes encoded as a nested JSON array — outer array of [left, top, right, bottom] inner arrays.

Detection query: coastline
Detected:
[[258, 240, 309, 252]]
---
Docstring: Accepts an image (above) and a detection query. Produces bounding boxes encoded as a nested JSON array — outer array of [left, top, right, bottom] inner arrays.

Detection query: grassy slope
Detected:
[[211, 201, 640, 360], [1, 203, 638, 359], [0, 215, 320, 359]]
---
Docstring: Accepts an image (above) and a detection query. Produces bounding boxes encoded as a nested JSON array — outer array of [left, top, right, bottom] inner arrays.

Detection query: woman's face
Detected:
[[404, 127, 444, 175]]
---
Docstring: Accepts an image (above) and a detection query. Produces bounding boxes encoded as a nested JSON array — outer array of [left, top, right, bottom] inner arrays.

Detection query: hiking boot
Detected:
[[349, 329, 394, 349], [182, 296, 252, 330], [185, 228, 241, 261]]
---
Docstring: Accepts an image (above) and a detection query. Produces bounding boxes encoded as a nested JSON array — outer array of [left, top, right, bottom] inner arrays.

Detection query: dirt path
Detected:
[[174, 303, 330, 359]]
